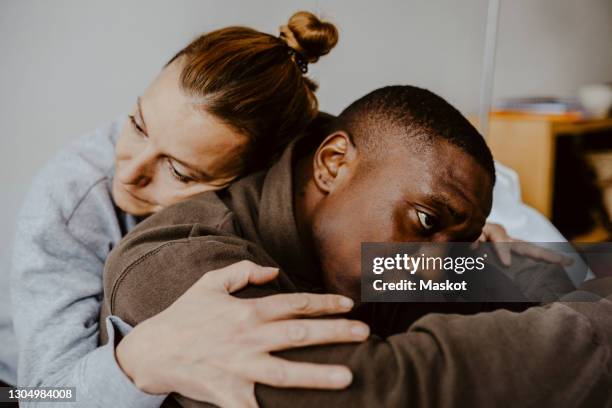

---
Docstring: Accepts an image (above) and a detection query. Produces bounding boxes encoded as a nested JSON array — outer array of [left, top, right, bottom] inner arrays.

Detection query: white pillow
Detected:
[[488, 161, 593, 285]]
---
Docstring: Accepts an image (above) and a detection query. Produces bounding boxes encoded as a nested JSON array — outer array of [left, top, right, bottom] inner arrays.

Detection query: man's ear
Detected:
[[312, 131, 356, 194]]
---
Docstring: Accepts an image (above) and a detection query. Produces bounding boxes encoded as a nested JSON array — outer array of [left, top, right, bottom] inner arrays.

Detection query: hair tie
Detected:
[[287, 47, 308, 74]]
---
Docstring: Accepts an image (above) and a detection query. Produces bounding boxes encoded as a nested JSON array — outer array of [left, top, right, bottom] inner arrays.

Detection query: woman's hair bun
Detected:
[[279, 11, 338, 63]]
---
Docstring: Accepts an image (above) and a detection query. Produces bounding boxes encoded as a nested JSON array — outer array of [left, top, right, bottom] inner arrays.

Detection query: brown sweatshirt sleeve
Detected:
[[103, 229, 612, 407]]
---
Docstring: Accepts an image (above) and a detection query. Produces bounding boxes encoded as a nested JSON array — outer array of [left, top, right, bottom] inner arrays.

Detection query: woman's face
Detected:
[[113, 59, 248, 216]]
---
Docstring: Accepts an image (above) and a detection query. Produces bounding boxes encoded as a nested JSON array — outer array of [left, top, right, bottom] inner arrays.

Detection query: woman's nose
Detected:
[[117, 151, 155, 187]]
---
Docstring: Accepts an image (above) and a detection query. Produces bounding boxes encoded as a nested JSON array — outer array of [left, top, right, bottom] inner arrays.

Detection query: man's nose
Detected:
[[117, 149, 155, 187]]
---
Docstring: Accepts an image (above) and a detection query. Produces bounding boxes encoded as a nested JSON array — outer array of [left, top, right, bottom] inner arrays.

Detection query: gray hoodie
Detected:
[[9, 117, 166, 407]]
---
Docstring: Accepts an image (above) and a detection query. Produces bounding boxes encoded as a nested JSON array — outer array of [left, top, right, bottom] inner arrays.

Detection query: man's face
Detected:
[[310, 137, 493, 299]]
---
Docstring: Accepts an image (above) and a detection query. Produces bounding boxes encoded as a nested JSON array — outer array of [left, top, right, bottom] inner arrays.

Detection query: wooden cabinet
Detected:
[[483, 113, 612, 222]]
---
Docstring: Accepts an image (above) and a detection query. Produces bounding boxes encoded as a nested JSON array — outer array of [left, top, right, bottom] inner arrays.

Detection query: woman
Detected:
[[9, 12, 370, 408]]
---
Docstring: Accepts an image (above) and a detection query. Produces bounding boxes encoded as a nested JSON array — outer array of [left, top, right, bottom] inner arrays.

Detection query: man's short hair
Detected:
[[332, 85, 496, 181]]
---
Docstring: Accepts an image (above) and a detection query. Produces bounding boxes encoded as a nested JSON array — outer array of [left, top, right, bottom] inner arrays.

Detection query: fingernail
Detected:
[[329, 369, 352, 385], [350, 323, 369, 337], [339, 297, 354, 309]]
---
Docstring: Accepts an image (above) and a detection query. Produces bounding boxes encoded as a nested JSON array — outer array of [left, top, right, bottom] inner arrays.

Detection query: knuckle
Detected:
[[234, 259, 257, 274], [236, 259, 255, 267], [236, 303, 258, 323], [289, 293, 311, 313], [286, 322, 307, 343], [250, 299, 273, 322]]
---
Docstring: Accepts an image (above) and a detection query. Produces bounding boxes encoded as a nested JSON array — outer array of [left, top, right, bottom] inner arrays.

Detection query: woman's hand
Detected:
[[478, 223, 573, 267], [115, 260, 369, 407]]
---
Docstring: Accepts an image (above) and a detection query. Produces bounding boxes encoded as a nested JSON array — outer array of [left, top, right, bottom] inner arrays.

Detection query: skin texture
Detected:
[[112, 57, 248, 216], [295, 131, 494, 299]]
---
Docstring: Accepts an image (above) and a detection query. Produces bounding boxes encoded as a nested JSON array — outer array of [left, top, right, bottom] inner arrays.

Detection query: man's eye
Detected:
[[417, 210, 437, 231]]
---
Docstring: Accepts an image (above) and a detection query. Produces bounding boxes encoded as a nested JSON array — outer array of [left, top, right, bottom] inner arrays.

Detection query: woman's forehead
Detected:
[[141, 68, 248, 175]]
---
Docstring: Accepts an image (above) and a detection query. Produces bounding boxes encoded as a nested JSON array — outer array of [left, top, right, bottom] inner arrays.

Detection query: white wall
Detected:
[[1, 0, 611, 279], [495, 0, 612, 98]]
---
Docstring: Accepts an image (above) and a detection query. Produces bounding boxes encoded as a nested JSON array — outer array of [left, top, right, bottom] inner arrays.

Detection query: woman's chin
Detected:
[[123, 203, 157, 217], [112, 183, 158, 216]]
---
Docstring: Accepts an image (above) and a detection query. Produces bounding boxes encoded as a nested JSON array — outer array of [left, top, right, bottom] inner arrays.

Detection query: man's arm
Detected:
[[101, 226, 293, 331], [104, 228, 612, 407]]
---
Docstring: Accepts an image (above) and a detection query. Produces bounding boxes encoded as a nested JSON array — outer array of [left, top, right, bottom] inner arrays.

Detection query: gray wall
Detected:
[[1, 0, 611, 278]]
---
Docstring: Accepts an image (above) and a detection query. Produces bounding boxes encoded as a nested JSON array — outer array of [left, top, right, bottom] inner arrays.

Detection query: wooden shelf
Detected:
[[553, 118, 612, 135], [490, 111, 583, 122], [477, 113, 612, 223]]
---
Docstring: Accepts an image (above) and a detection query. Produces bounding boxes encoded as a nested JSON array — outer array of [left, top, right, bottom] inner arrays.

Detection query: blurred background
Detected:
[[1, 0, 611, 284]]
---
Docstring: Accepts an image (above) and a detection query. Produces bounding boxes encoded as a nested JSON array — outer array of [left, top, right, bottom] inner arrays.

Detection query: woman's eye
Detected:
[[129, 115, 147, 137], [417, 210, 437, 231], [167, 159, 194, 184]]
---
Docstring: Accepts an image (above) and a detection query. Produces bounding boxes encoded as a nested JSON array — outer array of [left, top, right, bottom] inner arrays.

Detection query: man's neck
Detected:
[[293, 150, 322, 267]]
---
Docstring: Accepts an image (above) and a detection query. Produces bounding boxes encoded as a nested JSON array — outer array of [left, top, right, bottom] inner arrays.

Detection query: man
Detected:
[[102, 86, 612, 407]]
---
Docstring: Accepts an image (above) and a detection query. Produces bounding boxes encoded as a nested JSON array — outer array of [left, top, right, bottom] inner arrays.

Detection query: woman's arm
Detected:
[[10, 196, 167, 408]]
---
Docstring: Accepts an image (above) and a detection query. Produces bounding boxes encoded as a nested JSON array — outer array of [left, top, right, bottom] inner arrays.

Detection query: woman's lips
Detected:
[[123, 187, 155, 205]]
